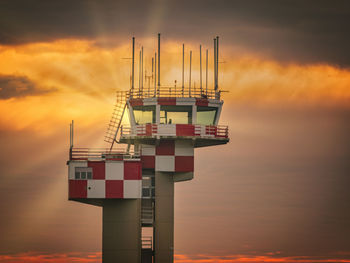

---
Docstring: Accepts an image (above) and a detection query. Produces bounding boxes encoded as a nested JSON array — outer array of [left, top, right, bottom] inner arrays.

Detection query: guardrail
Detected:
[[141, 236, 153, 250], [69, 148, 140, 161], [120, 124, 229, 139], [127, 86, 221, 100], [141, 206, 154, 225]]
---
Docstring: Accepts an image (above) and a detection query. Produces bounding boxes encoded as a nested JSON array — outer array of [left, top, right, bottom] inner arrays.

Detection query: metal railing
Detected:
[[120, 124, 229, 139], [69, 148, 140, 161], [128, 86, 221, 100], [141, 236, 153, 250], [141, 206, 154, 225], [121, 124, 157, 137]]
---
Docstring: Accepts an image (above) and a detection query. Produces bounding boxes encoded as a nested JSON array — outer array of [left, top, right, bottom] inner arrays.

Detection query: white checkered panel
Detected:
[[105, 161, 124, 180], [155, 156, 175, 171], [124, 180, 142, 198], [87, 180, 105, 198]]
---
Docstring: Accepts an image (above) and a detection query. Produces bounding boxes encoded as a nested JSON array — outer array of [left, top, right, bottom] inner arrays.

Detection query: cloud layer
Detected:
[[0, 0, 349, 66], [0, 37, 349, 260], [0, 74, 55, 99]]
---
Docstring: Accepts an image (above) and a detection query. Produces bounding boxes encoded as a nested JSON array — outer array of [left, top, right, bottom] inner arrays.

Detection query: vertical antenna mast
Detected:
[[182, 43, 184, 96], [200, 45, 202, 93], [189, 50, 192, 97], [214, 37, 217, 90], [154, 52, 157, 96], [157, 33, 161, 95], [151, 57, 154, 96], [131, 37, 135, 97], [71, 120, 74, 148], [69, 122, 72, 148], [216, 36, 219, 91], [69, 120, 74, 160], [139, 49, 141, 97], [141, 46, 144, 95], [206, 49, 208, 95], [152, 57, 154, 82]]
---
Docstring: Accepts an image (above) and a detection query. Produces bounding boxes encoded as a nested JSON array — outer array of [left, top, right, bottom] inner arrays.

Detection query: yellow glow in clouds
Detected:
[[0, 39, 349, 134]]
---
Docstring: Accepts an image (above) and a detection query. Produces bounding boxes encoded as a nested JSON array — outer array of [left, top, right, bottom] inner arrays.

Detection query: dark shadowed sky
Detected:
[[0, 1, 350, 262], [1, 0, 350, 66]]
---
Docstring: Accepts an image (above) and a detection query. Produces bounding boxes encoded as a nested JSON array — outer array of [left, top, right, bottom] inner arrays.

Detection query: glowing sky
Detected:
[[0, 1, 350, 262]]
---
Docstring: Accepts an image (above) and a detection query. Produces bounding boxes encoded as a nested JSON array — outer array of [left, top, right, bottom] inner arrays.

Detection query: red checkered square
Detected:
[[156, 140, 175, 155], [196, 98, 209, 106], [158, 98, 176, 105], [129, 98, 143, 106], [105, 180, 123, 198], [124, 161, 142, 180], [88, 161, 105, 179], [175, 156, 194, 172], [69, 180, 87, 198], [141, 156, 155, 169], [176, 124, 195, 136]]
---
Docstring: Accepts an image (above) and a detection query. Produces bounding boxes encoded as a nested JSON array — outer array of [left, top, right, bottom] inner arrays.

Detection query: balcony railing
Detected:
[[120, 124, 229, 139], [127, 86, 221, 100], [141, 236, 153, 250], [69, 148, 140, 161]]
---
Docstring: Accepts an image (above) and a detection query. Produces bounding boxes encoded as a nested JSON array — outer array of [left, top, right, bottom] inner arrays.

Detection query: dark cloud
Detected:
[[0, 74, 54, 99], [0, 0, 350, 66]]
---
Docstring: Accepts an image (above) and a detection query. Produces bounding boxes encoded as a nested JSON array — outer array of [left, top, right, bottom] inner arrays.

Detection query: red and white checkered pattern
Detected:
[[141, 140, 194, 172], [129, 97, 221, 107], [127, 123, 228, 138], [68, 160, 142, 199]]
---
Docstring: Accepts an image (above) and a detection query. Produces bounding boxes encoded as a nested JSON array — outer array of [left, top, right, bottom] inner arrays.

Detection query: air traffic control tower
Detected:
[[67, 34, 229, 263]]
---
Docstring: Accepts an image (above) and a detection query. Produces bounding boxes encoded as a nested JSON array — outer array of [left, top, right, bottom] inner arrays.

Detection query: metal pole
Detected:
[[216, 36, 219, 91], [157, 33, 160, 90], [152, 57, 154, 82], [206, 49, 208, 95], [69, 122, 72, 148], [214, 38, 217, 91], [131, 37, 135, 97], [139, 50, 141, 97], [200, 45, 202, 94], [71, 120, 74, 148], [189, 50, 192, 97], [141, 46, 144, 95], [182, 43, 184, 97], [152, 57, 154, 97], [154, 52, 157, 96]]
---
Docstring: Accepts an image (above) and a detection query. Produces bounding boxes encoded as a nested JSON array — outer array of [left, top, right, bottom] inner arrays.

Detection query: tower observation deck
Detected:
[[67, 34, 229, 263]]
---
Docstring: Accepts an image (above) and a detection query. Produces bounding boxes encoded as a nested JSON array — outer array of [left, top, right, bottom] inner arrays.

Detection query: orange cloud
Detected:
[[174, 254, 350, 263], [0, 39, 349, 135], [1, 252, 350, 263], [0, 252, 101, 263]]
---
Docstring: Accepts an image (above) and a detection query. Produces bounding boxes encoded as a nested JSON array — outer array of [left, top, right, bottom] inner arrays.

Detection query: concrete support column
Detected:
[[154, 171, 174, 263], [102, 199, 141, 263]]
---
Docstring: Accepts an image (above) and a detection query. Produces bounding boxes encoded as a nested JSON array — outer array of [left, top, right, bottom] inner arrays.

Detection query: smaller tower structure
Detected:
[[67, 34, 229, 263]]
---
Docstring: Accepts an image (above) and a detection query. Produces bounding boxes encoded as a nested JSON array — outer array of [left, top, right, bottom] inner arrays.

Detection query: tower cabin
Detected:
[[67, 34, 229, 263]]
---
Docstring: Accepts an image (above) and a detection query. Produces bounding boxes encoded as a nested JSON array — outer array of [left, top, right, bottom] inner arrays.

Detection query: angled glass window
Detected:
[[196, 106, 217, 125], [133, 105, 156, 124], [160, 105, 192, 124]]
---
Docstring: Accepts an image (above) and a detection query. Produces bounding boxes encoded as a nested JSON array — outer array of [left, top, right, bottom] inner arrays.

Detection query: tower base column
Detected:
[[155, 171, 174, 263], [102, 199, 141, 263]]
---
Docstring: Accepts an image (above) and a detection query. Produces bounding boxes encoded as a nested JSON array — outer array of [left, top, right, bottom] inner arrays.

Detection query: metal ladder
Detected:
[[104, 91, 128, 150]]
